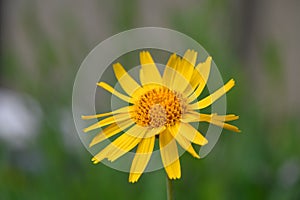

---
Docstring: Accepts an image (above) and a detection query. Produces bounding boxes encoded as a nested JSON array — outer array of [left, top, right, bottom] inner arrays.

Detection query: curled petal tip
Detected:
[[83, 128, 88, 133], [81, 115, 91, 120], [89, 142, 95, 148], [91, 157, 100, 164], [128, 177, 138, 183], [194, 154, 200, 159], [202, 138, 208, 146]]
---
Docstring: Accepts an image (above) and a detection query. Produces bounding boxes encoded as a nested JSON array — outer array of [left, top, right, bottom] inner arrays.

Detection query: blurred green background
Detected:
[[1, 0, 300, 199]]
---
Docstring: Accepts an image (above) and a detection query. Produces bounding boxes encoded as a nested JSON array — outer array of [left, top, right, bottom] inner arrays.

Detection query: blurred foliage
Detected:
[[1, 0, 300, 200]]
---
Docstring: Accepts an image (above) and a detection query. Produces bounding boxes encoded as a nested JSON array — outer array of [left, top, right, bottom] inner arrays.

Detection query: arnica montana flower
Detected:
[[82, 50, 240, 183]]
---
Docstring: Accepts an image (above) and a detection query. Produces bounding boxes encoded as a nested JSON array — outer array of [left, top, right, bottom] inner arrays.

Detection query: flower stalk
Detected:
[[166, 176, 173, 200]]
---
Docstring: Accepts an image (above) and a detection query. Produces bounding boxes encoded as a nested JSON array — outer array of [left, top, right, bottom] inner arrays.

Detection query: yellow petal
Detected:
[[107, 127, 147, 161], [81, 106, 133, 120], [169, 124, 200, 158], [184, 68, 202, 94], [181, 112, 239, 123], [97, 82, 134, 104], [180, 112, 206, 123], [129, 136, 155, 183], [92, 127, 147, 164], [159, 129, 181, 179], [183, 49, 197, 67], [177, 123, 208, 146], [113, 63, 143, 97], [162, 53, 178, 89], [187, 56, 212, 102], [204, 113, 239, 122], [143, 126, 166, 138], [188, 79, 235, 110], [91, 145, 113, 164], [125, 124, 149, 138], [173, 50, 198, 93], [210, 114, 239, 122], [89, 119, 135, 147], [181, 113, 240, 132], [209, 120, 241, 133], [139, 51, 162, 85], [83, 113, 130, 133]]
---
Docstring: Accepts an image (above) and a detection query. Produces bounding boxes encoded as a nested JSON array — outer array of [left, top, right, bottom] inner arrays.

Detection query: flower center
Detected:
[[132, 87, 187, 128]]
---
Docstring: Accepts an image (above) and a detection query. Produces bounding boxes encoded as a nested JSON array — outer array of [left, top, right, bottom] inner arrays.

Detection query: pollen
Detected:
[[132, 87, 187, 128]]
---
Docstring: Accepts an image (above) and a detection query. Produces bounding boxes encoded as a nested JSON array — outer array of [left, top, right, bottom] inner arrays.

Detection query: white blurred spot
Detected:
[[0, 88, 43, 148], [277, 158, 300, 188]]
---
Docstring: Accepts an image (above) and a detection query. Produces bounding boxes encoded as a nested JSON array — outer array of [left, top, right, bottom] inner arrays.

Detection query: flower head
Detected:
[[82, 50, 240, 183]]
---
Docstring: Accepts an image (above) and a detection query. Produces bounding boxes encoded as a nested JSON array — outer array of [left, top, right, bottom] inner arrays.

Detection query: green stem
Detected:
[[166, 176, 173, 200]]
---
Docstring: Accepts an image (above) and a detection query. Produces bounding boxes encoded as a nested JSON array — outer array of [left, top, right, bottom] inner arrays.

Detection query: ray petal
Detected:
[[113, 63, 143, 97], [181, 112, 240, 132], [177, 123, 208, 146], [172, 50, 198, 93], [81, 106, 133, 120], [210, 114, 240, 122], [162, 53, 178, 89], [209, 120, 241, 133], [92, 126, 147, 164], [139, 51, 162, 85], [107, 136, 141, 162], [143, 126, 166, 138], [181, 112, 239, 123], [187, 56, 212, 102], [83, 113, 130, 133], [159, 128, 181, 179], [180, 112, 204, 123], [89, 119, 135, 147], [184, 67, 202, 94], [129, 136, 155, 183], [188, 79, 235, 110], [97, 82, 134, 103], [169, 124, 200, 158], [125, 124, 149, 138]]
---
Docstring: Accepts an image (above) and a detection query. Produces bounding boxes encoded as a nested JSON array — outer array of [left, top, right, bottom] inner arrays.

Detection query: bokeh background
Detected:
[[1, 0, 300, 199]]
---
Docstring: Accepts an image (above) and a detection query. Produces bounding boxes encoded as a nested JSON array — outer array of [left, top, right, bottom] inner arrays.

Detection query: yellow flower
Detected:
[[82, 50, 240, 183]]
